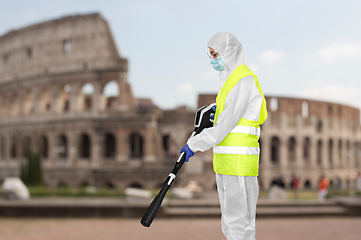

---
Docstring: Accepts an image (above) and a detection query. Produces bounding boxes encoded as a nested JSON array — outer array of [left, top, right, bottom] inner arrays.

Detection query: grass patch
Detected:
[[2, 186, 360, 199], [259, 189, 358, 200], [0, 186, 174, 199], [259, 190, 319, 200], [326, 189, 357, 198], [26, 186, 125, 198]]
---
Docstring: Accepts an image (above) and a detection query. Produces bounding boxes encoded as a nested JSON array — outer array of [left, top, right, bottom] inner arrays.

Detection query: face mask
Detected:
[[210, 56, 225, 71]]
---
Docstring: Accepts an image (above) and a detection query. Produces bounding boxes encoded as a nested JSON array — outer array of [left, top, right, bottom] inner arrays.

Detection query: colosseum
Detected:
[[0, 13, 360, 191]]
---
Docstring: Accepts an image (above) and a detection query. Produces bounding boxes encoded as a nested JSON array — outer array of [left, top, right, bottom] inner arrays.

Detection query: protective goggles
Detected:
[[207, 50, 219, 58]]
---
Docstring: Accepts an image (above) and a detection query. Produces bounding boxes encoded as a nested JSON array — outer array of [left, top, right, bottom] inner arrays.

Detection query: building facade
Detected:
[[199, 94, 361, 190], [0, 13, 360, 191]]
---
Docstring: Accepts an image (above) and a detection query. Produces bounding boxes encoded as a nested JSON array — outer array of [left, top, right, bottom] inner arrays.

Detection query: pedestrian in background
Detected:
[[318, 175, 329, 202], [291, 174, 300, 199]]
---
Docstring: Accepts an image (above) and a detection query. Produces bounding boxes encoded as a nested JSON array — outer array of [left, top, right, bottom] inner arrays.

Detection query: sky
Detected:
[[1, 0, 361, 112]]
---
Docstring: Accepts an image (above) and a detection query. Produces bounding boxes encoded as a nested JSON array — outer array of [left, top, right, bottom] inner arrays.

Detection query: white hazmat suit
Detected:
[[187, 32, 263, 240]]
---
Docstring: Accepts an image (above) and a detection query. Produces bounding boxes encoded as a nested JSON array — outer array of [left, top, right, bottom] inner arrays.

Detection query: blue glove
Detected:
[[210, 104, 216, 121], [180, 145, 195, 162]]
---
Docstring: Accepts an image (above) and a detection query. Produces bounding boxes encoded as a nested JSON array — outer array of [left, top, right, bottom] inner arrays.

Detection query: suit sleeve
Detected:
[[187, 76, 256, 153]]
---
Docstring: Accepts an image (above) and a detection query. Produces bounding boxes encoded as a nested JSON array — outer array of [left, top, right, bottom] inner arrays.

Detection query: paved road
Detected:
[[0, 217, 360, 240]]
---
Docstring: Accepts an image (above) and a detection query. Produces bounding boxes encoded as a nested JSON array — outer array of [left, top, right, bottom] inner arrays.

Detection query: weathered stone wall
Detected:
[[0, 13, 163, 189], [0, 13, 122, 83]]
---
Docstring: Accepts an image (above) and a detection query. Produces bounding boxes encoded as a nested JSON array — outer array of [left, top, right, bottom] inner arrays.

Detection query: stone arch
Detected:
[[129, 132, 144, 158], [162, 133, 177, 157], [22, 136, 31, 158], [79, 133, 91, 159], [288, 137, 296, 162], [163, 134, 170, 157], [338, 139, 343, 167], [58, 181, 68, 188], [270, 179, 277, 186], [328, 139, 334, 165], [103, 81, 120, 110], [355, 141, 360, 167], [58, 85, 71, 113], [79, 181, 90, 188], [271, 136, 280, 163], [104, 133, 116, 158], [303, 137, 310, 161], [103, 182, 116, 189], [316, 120, 323, 133], [10, 93, 20, 117], [329, 179, 334, 188], [317, 140, 322, 165], [63, 39, 71, 53], [328, 104, 333, 115], [23, 90, 34, 116], [57, 134, 68, 159], [80, 82, 95, 111], [128, 182, 143, 189], [10, 136, 17, 159], [38, 88, 51, 113], [304, 179, 312, 189], [270, 177, 285, 188], [26, 47, 32, 59], [38, 135, 49, 159]]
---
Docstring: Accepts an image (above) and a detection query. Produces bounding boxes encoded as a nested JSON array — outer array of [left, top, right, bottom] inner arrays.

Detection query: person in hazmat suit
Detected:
[[180, 32, 267, 240]]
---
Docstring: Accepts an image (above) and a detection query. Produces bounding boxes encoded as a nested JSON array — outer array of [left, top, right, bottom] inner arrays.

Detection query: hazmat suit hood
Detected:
[[207, 32, 245, 89]]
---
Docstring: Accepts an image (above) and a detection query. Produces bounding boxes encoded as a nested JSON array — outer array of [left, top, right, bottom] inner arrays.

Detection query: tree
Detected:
[[21, 149, 44, 186]]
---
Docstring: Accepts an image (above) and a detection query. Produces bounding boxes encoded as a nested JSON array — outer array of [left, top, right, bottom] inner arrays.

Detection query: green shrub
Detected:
[[27, 186, 126, 197], [21, 149, 44, 187]]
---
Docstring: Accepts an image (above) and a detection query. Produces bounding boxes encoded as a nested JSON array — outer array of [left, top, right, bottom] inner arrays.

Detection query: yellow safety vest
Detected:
[[213, 65, 267, 176]]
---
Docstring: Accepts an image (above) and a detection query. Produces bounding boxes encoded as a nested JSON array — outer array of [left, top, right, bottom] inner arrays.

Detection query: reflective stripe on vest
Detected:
[[213, 146, 260, 155], [213, 64, 267, 176], [230, 125, 260, 137]]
